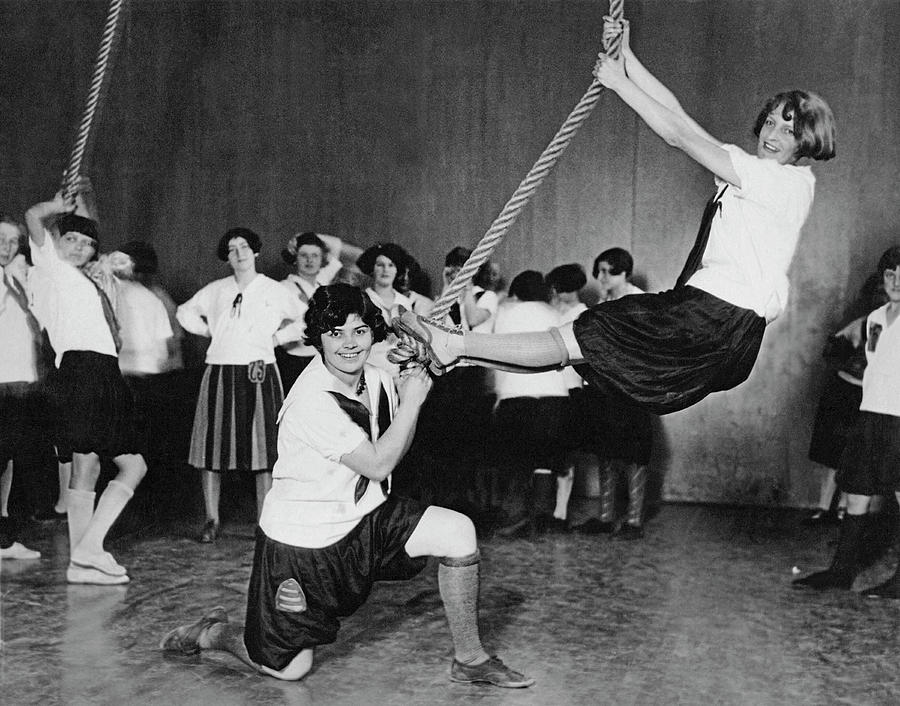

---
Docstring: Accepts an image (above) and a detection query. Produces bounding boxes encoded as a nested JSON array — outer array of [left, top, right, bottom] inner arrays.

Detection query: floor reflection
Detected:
[[3, 504, 900, 705]]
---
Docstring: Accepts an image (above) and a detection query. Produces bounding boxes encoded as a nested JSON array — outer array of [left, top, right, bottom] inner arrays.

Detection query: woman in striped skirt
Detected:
[[177, 228, 304, 542]]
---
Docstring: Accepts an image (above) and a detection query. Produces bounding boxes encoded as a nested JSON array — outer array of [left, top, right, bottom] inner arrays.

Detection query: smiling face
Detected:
[[756, 103, 800, 165], [57, 230, 97, 268], [320, 313, 373, 383], [226, 236, 257, 275], [0, 222, 21, 267]]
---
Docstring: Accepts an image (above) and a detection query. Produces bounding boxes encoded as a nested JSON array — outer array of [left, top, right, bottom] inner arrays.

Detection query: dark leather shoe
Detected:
[[159, 606, 229, 654], [450, 655, 534, 688], [573, 518, 614, 535], [801, 509, 841, 527], [199, 519, 220, 543]]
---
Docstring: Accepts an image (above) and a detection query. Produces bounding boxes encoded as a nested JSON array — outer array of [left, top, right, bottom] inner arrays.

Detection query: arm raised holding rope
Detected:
[[595, 21, 739, 187], [396, 22, 836, 415]]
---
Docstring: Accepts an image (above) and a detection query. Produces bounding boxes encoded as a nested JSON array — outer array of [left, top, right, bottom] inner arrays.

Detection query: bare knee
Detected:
[[260, 648, 314, 681], [113, 453, 148, 487], [405, 506, 477, 559], [71, 453, 101, 489]]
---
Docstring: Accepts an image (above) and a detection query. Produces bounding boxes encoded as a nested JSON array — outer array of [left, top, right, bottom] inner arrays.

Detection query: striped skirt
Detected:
[[188, 363, 283, 473]]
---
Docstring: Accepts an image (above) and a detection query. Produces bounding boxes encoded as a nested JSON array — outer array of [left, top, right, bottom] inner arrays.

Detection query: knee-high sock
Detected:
[[554, 467, 574, 520], [67, 488, 96, 555], [465, 330, 567, 369], [73, 480, 133, 556], [599, 461, 616, 523], [626, 464, 647, 527], [438, 553, 489, 666]]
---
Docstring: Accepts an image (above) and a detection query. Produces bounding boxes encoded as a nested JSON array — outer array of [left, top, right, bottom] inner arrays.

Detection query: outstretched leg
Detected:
[[395, 311, 580, 373]]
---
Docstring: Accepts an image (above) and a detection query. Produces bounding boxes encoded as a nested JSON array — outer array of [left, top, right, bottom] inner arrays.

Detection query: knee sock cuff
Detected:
[[440, 550, 480, 568], [107, 479, 134, 499], [549, 327, 570, 368], [68, 488, 96, 503]]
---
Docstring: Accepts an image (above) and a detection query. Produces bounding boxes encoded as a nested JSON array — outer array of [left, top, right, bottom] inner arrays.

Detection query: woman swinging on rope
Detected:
[[397, 18, 836, 415]]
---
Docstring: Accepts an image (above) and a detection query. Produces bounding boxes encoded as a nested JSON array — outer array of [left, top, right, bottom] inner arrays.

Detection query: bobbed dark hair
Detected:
[[281, 231, 329, 266], [507, 270, 549, 302], [356, 242, 410, 279], [444, 246, 471, 269], [303, 283, 389, 351], [546, 263, 587, 293], [877, 246, 900, 275], [593, 247, 633, 279], [217, 227, 262, 262], [753, 90, 836, 162]]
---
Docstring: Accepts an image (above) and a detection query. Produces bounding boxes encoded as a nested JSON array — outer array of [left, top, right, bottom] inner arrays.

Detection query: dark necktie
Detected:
[[86, 275, 123, 351], [328, 381, 392, 503], [675, 185, 729, 289], [3, 271, 42, 339]]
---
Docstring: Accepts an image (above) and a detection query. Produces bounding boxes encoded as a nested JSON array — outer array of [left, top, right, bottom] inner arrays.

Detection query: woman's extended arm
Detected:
[[608, 20, 721, 147], [596, 22, 741, 187]]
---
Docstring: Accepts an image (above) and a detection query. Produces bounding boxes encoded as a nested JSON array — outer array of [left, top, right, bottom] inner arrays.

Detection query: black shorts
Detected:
[[493, 396, 566, 474], [244, 495, 428, 671], [584, 384, 654, 465], [807, 372, 862, 470], [573, 287, 765, 415], [0, 382, 45, 465], [48, 351, 145, 458], [836, 412, 900, 496]]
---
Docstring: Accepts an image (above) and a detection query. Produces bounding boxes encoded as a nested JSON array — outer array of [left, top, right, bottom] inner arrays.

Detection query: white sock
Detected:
[[73, 480, 133, 558], [67, 488, 96, 555], [554, 467, 574, 520]]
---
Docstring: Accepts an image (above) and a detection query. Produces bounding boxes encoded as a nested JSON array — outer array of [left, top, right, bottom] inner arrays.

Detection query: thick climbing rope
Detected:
[[62, 0, 129, 204], [428, 0, 624, 322]]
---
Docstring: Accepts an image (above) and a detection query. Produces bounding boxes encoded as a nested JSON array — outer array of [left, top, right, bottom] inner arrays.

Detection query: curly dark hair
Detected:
[[303, 283, 389, 351]]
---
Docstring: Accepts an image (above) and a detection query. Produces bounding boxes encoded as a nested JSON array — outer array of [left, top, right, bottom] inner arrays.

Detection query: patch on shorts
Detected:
[[275, 578, 307, 613]]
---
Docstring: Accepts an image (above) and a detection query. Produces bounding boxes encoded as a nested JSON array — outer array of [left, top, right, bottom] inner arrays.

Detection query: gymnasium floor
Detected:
[[2, 503, 900, 706]]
